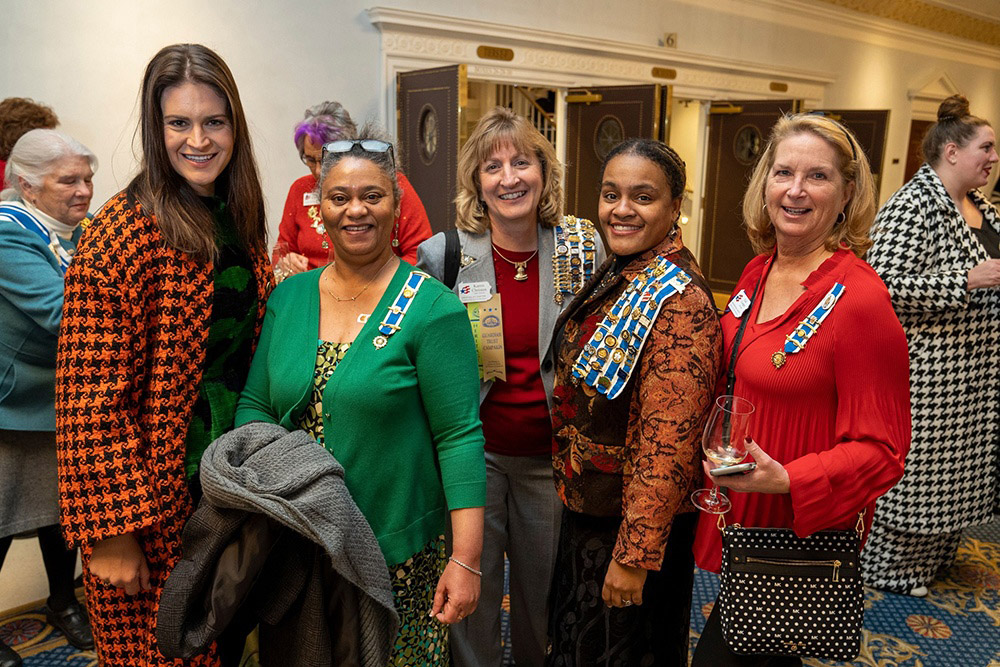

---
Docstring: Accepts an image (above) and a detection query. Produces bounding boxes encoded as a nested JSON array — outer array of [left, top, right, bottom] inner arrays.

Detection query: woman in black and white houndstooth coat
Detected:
[[864, 95, 1000, 595]]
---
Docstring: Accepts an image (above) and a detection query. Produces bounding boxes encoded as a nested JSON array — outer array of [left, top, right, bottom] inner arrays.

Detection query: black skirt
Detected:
[[547, 509, 696, 666]]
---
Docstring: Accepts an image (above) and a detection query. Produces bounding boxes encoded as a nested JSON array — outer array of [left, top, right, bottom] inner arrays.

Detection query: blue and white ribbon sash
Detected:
[[373, 271, 426, 349], [772, 282, 845, 368], [571, 257, 691, 400], [0, 202, 73, 274]]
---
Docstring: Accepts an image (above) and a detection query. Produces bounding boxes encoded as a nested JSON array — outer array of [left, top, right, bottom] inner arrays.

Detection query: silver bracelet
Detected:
[[448, 556, 483, 577]]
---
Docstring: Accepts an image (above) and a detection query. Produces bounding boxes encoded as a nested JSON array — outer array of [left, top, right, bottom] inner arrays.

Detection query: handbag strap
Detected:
[[724, 265, 765, 396], [720, 509, 866, 534]]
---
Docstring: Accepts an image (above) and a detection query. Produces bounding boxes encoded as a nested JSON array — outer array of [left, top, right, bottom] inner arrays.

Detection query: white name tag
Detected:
[[728, 289, 751, 318], [302, 191, 320, 206], [457, 281, 493, 303]]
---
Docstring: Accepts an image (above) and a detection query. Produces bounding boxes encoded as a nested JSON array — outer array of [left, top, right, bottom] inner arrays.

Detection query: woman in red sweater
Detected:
[[690, 114, 911, 666], [275, 101, 431, 275]]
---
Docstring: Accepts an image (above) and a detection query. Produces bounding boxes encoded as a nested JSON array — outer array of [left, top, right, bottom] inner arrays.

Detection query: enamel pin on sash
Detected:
[[772, 283, 845, 369], [373, 271, 426, 349]]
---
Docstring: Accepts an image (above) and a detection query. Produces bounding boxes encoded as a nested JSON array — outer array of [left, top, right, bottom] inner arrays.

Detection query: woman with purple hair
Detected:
[[275, 101, 432, 274]]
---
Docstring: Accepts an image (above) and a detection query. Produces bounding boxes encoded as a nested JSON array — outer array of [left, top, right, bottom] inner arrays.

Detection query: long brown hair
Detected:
[[127, 43, 266, 261]]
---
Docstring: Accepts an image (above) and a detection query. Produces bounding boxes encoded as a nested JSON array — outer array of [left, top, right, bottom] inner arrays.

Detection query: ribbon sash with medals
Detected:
[[373, 271, 426, 349], [571, 257, 691, 400], [552, 216, 599, 305], [771, 283, 845, 369]]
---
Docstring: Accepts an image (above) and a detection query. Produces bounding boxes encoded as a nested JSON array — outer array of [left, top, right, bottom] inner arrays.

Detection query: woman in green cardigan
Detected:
[[235, 132, 485, 666]]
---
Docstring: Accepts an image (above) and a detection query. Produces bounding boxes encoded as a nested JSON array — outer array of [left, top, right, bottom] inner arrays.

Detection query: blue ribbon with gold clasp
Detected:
[[373, 271, 426, 349], [771, 282, 845, 369]]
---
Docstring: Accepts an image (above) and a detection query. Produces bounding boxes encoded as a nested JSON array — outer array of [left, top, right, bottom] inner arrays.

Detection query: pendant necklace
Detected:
[[324, 255, 395, 302], [492, 244, 538, 281]]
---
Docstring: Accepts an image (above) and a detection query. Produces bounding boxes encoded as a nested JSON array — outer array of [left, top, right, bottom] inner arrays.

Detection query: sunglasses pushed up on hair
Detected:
[[322, 139, 396, 168]]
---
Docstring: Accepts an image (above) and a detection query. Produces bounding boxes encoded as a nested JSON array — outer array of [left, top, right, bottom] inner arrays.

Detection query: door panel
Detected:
[[700, 99, 799, 297], [565, 85, 663, 226], [905, 119, 934, 184], [397, 65, 466, 234], [811, 109, 890, 197]]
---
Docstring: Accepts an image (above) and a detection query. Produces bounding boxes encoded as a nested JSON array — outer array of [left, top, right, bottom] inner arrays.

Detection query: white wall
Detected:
[[2, 0, 998, 239], [1, 0, 999, 610]]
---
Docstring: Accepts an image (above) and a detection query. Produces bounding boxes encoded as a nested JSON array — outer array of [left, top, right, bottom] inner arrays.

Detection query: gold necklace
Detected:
[[492, 244, 538, 281], [324, 255, 395, 302]]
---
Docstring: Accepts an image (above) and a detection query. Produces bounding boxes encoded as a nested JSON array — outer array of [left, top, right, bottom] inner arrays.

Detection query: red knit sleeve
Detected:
[[55, 196, 161, 547], [278, 178, 304, 254], [394, 172, 432, 264], [613, 286, 723, 569], [785, 264, 911, 536]]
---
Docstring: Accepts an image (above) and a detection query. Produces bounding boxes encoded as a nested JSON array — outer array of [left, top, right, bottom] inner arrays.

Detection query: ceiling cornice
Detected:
[[676, 0, 1000, 70], [816, 0, 1000, 47]]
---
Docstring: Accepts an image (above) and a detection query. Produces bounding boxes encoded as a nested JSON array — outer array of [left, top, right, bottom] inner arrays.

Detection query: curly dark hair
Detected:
[[0, 97, 59, 159], [600, 138, 687, 199]]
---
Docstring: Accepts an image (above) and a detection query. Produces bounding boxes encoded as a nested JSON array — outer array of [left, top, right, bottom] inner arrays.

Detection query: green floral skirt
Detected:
[[299, 341, 449, 666]]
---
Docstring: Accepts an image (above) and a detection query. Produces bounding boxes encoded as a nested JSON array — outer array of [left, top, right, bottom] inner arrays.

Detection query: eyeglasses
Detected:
[[322, 139, 396, 168]]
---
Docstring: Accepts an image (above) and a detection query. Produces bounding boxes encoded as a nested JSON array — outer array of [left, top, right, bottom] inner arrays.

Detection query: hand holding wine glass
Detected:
[[691, 395, 754, 514]]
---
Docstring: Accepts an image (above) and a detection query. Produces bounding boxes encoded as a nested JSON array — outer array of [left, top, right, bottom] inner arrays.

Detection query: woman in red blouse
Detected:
[[690, 114, 911, 666], [275, 101, 431, 274]]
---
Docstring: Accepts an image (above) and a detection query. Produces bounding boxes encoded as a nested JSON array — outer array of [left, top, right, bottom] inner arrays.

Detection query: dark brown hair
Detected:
[[0, 97, 59, 159], [922, 95, 991, 166], [601, 138, 687, 199], [126, 44, 266, 261]]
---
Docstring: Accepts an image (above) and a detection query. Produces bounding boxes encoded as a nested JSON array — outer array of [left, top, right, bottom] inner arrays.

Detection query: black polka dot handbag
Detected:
[[716, 512, 865, 661]]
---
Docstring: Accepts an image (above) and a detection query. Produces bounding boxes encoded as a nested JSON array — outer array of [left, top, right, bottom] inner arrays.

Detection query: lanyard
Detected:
[[724, 265, 766, 396]]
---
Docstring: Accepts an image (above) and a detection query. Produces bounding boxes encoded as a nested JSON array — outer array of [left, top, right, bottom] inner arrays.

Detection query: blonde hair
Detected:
[[742, 113, 876, 257], [455, 107, 562, 233]]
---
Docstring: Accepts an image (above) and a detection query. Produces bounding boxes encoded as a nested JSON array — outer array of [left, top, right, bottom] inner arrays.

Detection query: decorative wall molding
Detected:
[[909, 71, 963, 120], [368, 6, 835, 126], [684, 0, 1000, 70]]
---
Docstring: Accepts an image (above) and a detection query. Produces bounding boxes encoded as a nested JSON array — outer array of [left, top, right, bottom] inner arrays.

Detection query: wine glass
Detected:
[[272, 241, 291, 283], [691, 395, 755, 514]]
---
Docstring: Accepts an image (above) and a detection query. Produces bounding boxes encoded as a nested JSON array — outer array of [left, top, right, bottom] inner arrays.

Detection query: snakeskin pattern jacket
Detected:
[[551, 231, 722, 569]]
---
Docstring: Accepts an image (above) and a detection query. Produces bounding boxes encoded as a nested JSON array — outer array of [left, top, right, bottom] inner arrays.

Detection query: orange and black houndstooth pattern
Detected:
[[55, 192, 272, 666]]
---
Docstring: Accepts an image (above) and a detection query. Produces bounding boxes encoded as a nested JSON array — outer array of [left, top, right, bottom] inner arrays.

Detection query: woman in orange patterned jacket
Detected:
[[548, 139, 722, 666], [55, 44, 271, 667]]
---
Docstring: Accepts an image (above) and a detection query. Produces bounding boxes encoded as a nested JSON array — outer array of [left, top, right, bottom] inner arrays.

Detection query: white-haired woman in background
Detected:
[[0, 128, 97, 666]]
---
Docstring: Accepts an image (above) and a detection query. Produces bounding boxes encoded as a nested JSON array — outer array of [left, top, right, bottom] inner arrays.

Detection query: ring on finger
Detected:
[[622, 599, 633, 607]]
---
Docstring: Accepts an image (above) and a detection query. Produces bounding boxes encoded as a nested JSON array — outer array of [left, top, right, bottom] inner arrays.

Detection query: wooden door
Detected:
[[397, 65, 467, 234], [810, 109, 890, 197], [700, 99, 800, 299], [564, 85, 665, 225], [905, 119, 934, 183]]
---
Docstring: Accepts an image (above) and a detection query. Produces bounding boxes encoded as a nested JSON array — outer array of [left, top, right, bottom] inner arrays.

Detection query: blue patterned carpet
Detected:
[[687, 517, 1000, 666], [3, 518, 997, 666], [498, 517, 1000, 666]]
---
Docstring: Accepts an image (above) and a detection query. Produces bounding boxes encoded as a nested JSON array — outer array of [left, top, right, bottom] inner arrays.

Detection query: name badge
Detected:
[[468, 294, 506, 382], [457, 281, 493, 303], [728, 289, 751, 318], [303, 191, 320, 206]]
